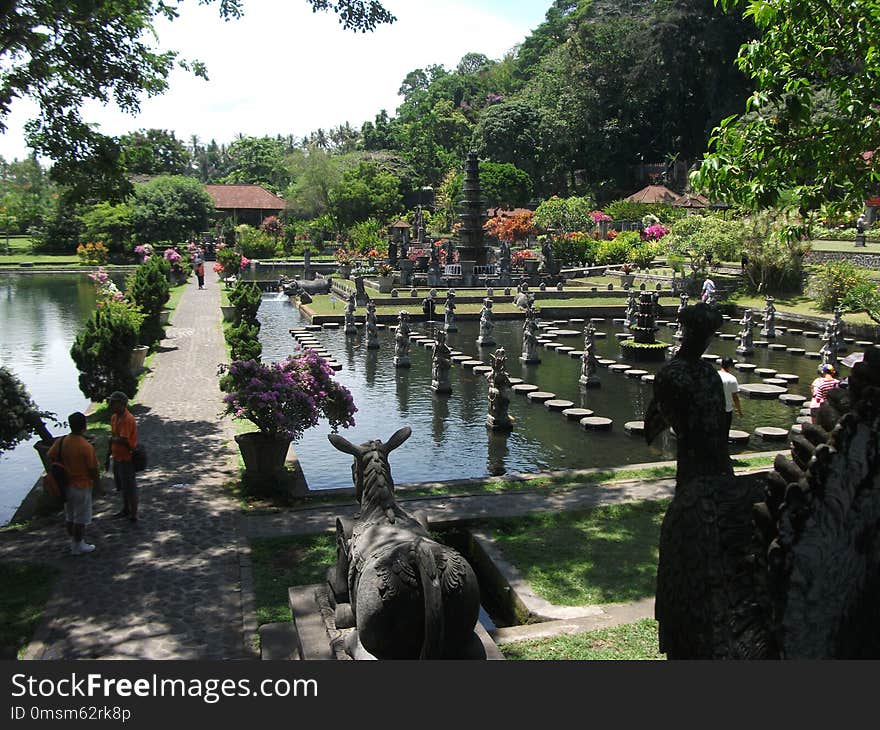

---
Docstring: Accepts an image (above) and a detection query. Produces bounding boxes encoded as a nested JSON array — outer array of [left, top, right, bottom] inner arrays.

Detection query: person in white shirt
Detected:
[[701, 276, 716, 303], [718, 357, 743, 433]]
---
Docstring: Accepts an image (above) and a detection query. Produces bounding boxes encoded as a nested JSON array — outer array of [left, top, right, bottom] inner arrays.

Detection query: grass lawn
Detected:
[[0, 561, 61, 658], [249, 534, 336, 626], [726, 291, 879, 326], [0, 253, 80, 266], [165, 282, 187, 313], [809, 239, 880, 252], [501, 618, 663, 660], [487, 499, 669, 606]]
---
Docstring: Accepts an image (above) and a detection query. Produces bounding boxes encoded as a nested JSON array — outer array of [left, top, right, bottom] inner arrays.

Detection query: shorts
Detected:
[[64, 487, 93, 525], [113, 459, 137, 499]]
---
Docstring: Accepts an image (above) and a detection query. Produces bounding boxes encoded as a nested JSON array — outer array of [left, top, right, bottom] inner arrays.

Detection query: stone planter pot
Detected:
[[221, 305, 237, 322], [523, 259, 539, 275], [235, 432, 291, 476], [159, 309, 171, 326], [376, 275, 394, 293], [416, 255, 429, 271], [130, 345, 148, 375], [619, 274, 636, 288]]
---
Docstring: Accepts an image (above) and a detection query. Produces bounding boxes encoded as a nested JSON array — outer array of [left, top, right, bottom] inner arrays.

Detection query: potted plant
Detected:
[[375, 262, 395, 292], [335, 248, 354, 279], [219, 354, 357, 479], [618, 263, 636, 288]]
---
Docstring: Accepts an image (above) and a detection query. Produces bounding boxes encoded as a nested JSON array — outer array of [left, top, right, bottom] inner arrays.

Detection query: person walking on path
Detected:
[[194, 250, 206, 290], [108, 391, 139, 523], [718, 357, 743, 433], [701, 275, 716, 304], [47, 411, 100, 555]]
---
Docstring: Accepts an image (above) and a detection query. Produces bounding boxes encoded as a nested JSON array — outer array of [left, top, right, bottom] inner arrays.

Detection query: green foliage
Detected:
[[596, 233, 638, 265], [810, 260, 873, 311], [217, 246, 243, 278], [79, 201, 133, 253], [739, 211, 809, 293], [33, 197, 83, 253], [235, 225, 276, 259], [661, 215, 746, 274], [533, 195, 596, 233], [226, 320, 262, 362], [0, 366, 55, 453], [228, 281, 262, 323], [219, 136, 290, 193], [126, 257, 170, 346], [347, 218, 386, 254], [0, 561, 60, 659], [840, 280, 880, 325], [627, 240, 660, 270], [603, 200, 683, 224], [119, 128, 191, 176], [0, 157, 53, 234], [70, 300, 145, 402], [549, 233, 599, 266], [131, 176, 214, 245], [329, 161, 403, 228]]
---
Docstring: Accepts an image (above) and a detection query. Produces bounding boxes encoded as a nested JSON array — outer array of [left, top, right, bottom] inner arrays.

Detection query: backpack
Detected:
[[131, 444, 148, 472], [43, 436, 69, 500]]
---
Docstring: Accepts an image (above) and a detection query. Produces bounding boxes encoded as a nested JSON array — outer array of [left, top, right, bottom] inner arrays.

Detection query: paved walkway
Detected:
[[0, 269, 248, 660]]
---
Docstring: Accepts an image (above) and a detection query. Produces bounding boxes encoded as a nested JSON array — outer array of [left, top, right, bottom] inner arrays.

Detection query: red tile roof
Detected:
[[624, 185, 681, 204], [204, 184, 285, 210]]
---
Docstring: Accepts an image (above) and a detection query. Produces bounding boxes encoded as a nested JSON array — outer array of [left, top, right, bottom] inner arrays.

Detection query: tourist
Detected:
[[718, 357, 743, 433], [194, 250, 205, 290], [48, 411, 100, 555], [108, 391, 139, 523], [701, 275, 716, 303], [809, 364, 841, 419]]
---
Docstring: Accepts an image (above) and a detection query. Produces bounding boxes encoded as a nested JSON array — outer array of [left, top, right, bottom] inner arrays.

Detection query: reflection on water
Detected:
[[0, 273, 124, 524], [258, 297, 827, 490]]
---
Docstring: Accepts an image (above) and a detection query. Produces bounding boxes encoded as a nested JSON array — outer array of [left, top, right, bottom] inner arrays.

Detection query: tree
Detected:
[[533, 195, 596, 233], [471, 100, 547, 189], [693, 0, 880, 218], [329, 161, 403, 228], [79, 201, 134, 253], [841, 281, 880, 327], [0, 366, 55, 452], [131, 176, 215, 244], [220, 136, 290, 192], [119, 129, 192, 176]]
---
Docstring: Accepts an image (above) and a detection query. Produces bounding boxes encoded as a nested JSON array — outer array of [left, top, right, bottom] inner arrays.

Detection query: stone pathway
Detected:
[[0, 270, 249, 659]]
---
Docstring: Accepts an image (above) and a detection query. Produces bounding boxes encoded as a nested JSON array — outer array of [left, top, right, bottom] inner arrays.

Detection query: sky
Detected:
[[0, 1, 551, 161]]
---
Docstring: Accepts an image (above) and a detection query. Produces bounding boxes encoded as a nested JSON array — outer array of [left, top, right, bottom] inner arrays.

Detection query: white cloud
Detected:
[[0, 1, 547, 160]]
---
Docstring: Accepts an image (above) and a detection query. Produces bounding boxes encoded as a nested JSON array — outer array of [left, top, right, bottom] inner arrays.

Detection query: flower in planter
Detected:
[[590, 210, 612, 223], [511, 249, 534, 266], [376, 262, 394, 277], [240, 256, 251, 269], [642, 223, 669, 241], [218, 354, 357, 441], [335, 248, 354, 266]]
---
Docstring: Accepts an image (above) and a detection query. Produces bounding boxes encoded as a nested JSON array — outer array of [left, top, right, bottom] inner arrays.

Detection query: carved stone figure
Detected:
[[344, 293, 357, 336], [444, 237, 454, 264], [365, 300, 379, 350], [394, 311, 411, 368], [540, 238, 558, 276], [819, 308, 844, 368], [422, 293, 436, 322], [498, 240, 512, 286], [326, 427, 482, 659], [444, 289, 458, 332], [673, 293, 689, 341], [477, 297, 496, 347], [760, 295, 776, 338], [354, 274, 368, 306], [579, 323, 600, 388], [520, 306, 540, 363], [388, 240, 398, 267], [431, 328, 453, 394], [512, 284, 532, 310], [486, 347, 513, 431], [624, 290, 638, 329], [736, 308, 754, 355]]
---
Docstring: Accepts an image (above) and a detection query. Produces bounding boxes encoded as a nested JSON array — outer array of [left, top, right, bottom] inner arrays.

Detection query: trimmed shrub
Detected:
[[236, 224, 277, 259], [0, 366, 56, 452], [810, 260, 873, 311], [228, 282, 262, 323], [597, 233, 639, 265], [227, 320, 262, 362], [126, 257, 170, 346], [217, 247, 243, 279]]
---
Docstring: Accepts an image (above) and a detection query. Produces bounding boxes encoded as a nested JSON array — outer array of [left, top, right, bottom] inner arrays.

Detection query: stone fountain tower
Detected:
[[456, 151, 488, 284]]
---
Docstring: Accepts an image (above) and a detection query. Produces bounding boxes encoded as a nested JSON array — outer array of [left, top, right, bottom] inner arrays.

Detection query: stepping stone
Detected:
[[570, 318, 586, 325], [508, 377, 524, 386], [728, 430, 750, 444], [803, 331, 820, 338], [799, 407, 812, 417], [719, 333, 736, 340], [563, 408, 594, 420], [419, 339, 435, 347], [779, 393, 807, 406], [544, 342, 564, 350], [844, 337, 855, 344], [625, 369, 649, 378], [624, 420, 645, 435], [527, 391, 556, 403], [597, 358, 616, 367], [754, 340, 769, 347], [790, 423, 803, 435], [775, 326, 787, 332], [763, 378, 787, 386], [615, 333, 631, 340], [589, 318, 606, 324], [450, 350, 463, 356], [593, 331, 608, 339], [612, 318, 626, 324], [580, 416, 613, 431], [553, 329, 580, 338], [740, 383, 787, 398], [568, 350, 584, 359], [722, 315, 731, 320], [701, 353, 720, 361], [608, 364, 632, 373], [768, 343, 787, 351], [375, 323, 386, 330], [734, 363, 757, 372], [796, 415, 813, 425], [755, 368, 777, 377], [755, 426, 788, 441], [512, 383, 538, 394], [787, 328, 803, 335], [461, 360, 483, 369], [805, 351, 822, 359], [545, 399, 574, 411], [775, 373, 800, 383], [473, 365, 492, 374], [323, 322, 340, 329], [641, 374, 655, 384], [786, 347, 806, 355], [856, 340, 875, 347], [409, 333, 424, 341], [305, 325, 322, 331], [327, 362, 342, 371], [546, 329, 562, 336], [656, 320, 669, 327], [557, 346, 575, 354], [452, 355, 470, 363]]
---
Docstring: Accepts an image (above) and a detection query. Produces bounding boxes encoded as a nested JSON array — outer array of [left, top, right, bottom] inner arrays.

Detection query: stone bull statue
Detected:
[[326, 427, 483, 659]]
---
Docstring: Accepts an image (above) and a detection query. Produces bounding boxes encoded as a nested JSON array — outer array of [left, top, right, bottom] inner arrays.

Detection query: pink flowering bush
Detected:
[[218, 353, 357, 440], [590, 210, 613, 223], [88, 267, 124, 307], [642, 223, 670, 241], [133, 243, 154, 262]]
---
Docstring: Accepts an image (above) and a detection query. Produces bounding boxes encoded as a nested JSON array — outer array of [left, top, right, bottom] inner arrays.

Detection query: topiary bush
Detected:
[[126, 256, 170, 346], [810, 259, 873, 311], [70, 300, 145, 402], [228, 281, 262, 323], [597, 233, 639, 265], [227, 320, 262, 362], [217, 246, 243, 279]]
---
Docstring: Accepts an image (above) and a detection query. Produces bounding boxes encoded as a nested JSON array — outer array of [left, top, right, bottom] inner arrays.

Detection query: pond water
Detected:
[[257, 295, 841, 491], [0, 273, 120, 525]]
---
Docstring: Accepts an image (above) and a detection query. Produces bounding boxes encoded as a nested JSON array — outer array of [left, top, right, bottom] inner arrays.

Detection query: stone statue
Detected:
[[344, 292, 357, 336], [444, 289, 457, 332], [431, 328, 453, 394], [326, 427, 481, 659], [646, 313, 880, 658], [365, 300, 379, 350], [443, 237, 455, 265], [736, 308, 754, 355], [540, 238, 558, 276], [512, 283, 532, 310], [760, 295, 776, 338], [477, 297, 496, 347], [625, 290, 638, 329], [422, 293, 437, 322], [394, 310, 411, 368], [820, 308, 844, 368], [520, 306, 540, 364], [673, 293, 689, 341], [498, 240, 512, 286], [354, 274, 368, 305], [388, 240, 398, 268], [486, 347, 513, 431], [579, 323, 600, 388], [399, 236, 409, 263]]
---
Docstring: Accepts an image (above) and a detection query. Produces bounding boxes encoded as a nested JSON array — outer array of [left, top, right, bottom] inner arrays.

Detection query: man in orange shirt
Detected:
[[47, 411, 100, 555], [108, 391, 139, 523]]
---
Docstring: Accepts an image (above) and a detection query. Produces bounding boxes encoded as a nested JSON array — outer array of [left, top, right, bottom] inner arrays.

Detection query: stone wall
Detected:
[[806, 250, 880, 269]]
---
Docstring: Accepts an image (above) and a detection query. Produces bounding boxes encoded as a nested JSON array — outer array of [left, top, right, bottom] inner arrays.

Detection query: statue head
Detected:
[[328, 427, 412, 506], [677, 303, 723, 358]]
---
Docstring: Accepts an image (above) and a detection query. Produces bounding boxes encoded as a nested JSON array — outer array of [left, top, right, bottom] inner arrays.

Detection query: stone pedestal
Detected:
[[399, 259, 414, 286], [460, 260, 476, 287]]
